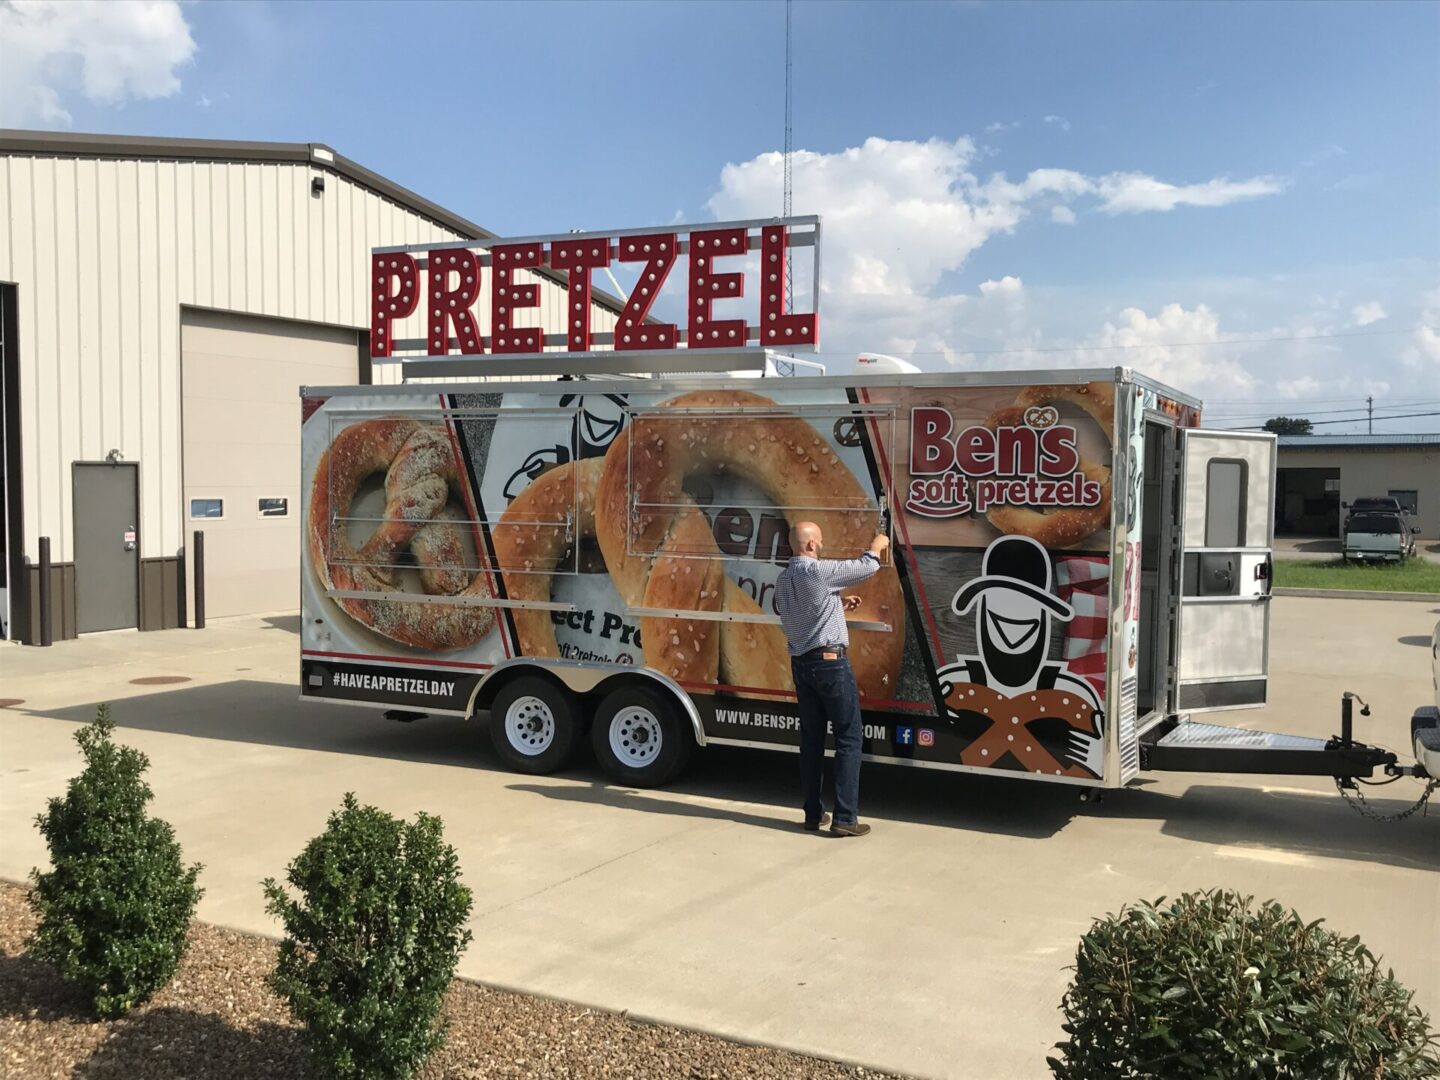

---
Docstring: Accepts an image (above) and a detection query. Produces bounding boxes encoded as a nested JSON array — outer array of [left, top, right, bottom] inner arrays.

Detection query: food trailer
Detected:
[[298, 217, 1429, 800]]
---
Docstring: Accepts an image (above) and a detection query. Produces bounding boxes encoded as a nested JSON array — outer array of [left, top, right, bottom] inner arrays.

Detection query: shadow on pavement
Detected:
[[1096, 783, 1440, 873], [260, 615, 301, 635], [512, 745, 1089, 839], [27, 680, 1437, 862], [1398, 635, 1432, 647], [29, 681, 1080, 837]]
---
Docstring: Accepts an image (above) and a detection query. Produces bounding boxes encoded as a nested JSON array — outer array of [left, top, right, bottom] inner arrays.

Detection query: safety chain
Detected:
[[1336, 777, 1439, 823]]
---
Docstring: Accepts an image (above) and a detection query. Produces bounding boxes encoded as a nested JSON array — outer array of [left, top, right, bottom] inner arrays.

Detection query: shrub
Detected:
[[28, 704, 203, 1017], [1049, 889, 1440, 1079], [263, 793, 473, 1080]]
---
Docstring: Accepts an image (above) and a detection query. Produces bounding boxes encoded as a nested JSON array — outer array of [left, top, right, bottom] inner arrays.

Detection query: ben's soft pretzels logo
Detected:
[[906, 406, 1104, 520]]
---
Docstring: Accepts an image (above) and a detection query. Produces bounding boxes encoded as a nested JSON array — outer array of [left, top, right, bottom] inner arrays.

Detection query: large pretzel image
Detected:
[[591, 390, 906, 699], [308, 418, 496, 650], [495, 456, 769, 689], [983, 382, 1115, 549], [492, 457, 603, 658]]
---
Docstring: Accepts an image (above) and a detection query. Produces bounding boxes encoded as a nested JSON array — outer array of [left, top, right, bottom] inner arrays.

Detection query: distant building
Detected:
[[1275, 434, 1439, 539]]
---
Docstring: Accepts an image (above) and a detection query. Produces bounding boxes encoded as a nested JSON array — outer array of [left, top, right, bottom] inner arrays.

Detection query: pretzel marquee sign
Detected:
[[370, 217, 821, 360]]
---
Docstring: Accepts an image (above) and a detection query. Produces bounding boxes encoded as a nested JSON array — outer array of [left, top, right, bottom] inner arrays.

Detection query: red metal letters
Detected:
[[370, 221, 819, 359], [371, 252, 419, 359]]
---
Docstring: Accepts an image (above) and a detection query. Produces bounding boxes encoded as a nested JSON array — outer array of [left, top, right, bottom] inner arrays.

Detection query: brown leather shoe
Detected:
[[803, 812, 832, 832], [829, 820, 871, 837]]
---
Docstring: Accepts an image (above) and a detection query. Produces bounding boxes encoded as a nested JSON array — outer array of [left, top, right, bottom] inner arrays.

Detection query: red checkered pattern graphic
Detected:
[[1055, 555, 1109, 701]]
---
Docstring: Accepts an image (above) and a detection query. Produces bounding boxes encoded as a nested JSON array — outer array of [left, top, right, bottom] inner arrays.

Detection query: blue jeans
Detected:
[[790, 655, 863, 825]]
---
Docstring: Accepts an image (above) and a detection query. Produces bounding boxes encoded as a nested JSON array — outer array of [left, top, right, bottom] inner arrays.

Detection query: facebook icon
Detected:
[[895, 725, 915, 746]]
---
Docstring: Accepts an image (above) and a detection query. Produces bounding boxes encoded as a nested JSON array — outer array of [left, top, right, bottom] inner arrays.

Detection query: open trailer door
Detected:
[[1142, 428, 1408, 781], [1174, 429, 1275, 712]]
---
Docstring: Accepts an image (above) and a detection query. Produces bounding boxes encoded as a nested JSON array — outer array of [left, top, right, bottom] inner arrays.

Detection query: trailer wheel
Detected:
[[590, 685, 693, 788], [488, 676, 583, 775]]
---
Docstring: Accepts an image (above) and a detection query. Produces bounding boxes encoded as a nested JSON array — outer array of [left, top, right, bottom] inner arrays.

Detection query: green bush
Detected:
[[263, 793, 473, 1080], [28, 705, 203, 1017], [1049, 890, 1440, 1079]]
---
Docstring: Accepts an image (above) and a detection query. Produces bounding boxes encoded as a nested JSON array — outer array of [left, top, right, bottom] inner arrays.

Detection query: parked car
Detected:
[[1343, 511, 1418, 563], [1409, 620, 1439, 781], [1342, 496, 1408, 529]]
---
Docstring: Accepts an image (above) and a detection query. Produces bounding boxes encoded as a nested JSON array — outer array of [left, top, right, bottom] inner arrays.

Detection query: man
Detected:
[[773, 521, 890, 837]]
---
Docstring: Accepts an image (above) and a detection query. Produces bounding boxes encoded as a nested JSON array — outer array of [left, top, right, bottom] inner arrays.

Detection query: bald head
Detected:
[[790, 521, 823, 557]]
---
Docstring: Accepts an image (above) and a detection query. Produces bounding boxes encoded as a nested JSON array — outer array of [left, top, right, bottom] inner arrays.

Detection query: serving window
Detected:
[[621, 403, 895, 565], [320, 407, 581, 599]]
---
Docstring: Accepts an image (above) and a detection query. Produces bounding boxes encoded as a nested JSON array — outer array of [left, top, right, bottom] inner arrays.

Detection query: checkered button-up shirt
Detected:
[[773, 552, 880, 656]]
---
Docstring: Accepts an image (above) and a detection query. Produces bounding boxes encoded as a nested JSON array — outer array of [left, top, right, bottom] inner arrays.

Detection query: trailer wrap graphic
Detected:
[[301, 380, 1117, 783]]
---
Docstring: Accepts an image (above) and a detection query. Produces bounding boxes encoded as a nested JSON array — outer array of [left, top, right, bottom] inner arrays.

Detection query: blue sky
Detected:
[[3, 0, 1437, 428]]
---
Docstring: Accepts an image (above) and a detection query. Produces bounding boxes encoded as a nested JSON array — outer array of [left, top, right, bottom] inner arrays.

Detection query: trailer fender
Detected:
[[468, 659, 706, 747]]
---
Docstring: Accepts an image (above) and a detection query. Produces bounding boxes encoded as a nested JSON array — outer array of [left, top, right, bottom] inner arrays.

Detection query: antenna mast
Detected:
[[783, 0, 794, 314]]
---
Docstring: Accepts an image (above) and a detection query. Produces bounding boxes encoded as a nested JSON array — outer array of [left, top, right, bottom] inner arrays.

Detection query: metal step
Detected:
[[1157, 721, 1327, 752]]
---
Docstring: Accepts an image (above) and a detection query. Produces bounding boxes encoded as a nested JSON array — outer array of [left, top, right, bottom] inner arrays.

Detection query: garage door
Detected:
[[182, 309, 359, 618]]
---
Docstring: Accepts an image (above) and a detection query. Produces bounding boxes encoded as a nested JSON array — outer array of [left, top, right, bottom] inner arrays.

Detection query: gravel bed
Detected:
[[0, 881, 904, 1079]]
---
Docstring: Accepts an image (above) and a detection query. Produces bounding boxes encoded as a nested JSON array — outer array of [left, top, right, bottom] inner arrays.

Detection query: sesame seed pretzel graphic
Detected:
[[308, 418, 496, 650], [983, 381, 1116, 549]]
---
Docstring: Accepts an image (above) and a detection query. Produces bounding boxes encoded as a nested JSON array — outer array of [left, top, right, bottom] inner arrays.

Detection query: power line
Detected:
[[1223, 410, 1440, 431], [806, 325, 1434, 358], [1206, 400, 1440, 424]]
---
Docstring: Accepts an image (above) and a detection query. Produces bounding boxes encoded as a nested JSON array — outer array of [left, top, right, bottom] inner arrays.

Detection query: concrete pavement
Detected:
[[2, 600, 1437, 1079]]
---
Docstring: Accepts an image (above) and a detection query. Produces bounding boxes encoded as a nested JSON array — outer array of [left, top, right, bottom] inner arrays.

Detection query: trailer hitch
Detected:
[[1329, 691, 1437, 821]]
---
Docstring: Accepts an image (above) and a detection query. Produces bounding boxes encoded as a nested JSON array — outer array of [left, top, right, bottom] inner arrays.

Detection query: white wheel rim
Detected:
[[609, 706, 662, 769], [504, 695, 556, 756]]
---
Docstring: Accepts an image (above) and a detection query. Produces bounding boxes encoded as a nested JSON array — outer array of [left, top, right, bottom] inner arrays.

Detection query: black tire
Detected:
[[488, 676, 584, 775], [590, 684, 694, 788]]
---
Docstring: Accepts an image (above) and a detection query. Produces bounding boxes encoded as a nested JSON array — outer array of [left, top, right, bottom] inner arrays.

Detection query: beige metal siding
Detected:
[[0, 152, 615, 568]]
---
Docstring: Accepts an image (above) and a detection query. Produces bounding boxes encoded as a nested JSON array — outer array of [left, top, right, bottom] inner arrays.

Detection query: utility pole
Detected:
[[1367, 395, 1373, 434]]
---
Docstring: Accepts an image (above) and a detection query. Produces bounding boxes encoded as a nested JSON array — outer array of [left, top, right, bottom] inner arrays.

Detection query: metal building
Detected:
[[1275, 434, 1440, 540], [0, 130, 620, 643]]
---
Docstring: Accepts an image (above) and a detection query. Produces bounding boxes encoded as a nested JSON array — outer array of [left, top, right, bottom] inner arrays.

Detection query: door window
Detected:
[[1204, 460, 1246, 547]]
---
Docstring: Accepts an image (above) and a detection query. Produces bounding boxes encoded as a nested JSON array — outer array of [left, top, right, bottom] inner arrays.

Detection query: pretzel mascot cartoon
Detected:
[[936, 535, 1106, 779]]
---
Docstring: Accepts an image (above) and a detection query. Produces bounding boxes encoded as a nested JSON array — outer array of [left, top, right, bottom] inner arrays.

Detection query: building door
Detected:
[[73, 463, 140, 633], [181, 309, 360, 618]]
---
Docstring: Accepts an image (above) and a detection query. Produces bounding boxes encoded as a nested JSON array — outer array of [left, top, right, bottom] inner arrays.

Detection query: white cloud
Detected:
[[705, 137, 1295, 394], [984, 120, 1019, 134], [1351, 301, 1387, 326], [1093, 173, 1287, 214], [708, 137, 1283, 304], [1089, 303, 1256, 396], [1043, 114, 1072, 132], [1401, 288, 1440, 374], [979, 275, 1024, 300], [1275, 375, 1322, 399], [0, 0, 196, 126]]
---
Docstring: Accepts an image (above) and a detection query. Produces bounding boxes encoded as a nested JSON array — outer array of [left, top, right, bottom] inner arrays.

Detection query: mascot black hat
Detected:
[[953, 535, 1073, 619]]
